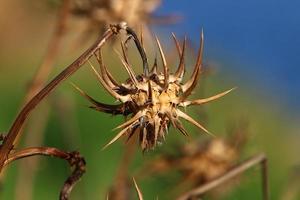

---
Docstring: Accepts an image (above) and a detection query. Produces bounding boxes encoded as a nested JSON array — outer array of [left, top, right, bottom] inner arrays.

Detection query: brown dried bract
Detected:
[[73, 26, 234, 151]]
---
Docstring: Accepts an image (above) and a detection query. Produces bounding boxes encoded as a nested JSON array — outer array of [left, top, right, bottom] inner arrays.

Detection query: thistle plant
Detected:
[[73, 25, 234, 151]]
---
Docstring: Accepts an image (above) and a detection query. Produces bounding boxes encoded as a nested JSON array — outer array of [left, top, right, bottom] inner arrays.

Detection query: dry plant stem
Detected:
[[4, 147, 85, 200], [0, 23, 124, 172], [177, 153, 269, 200], [14, 105, 50, 200]]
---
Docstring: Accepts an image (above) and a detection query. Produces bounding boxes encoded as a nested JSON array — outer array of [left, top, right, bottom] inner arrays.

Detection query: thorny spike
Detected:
[[94, 51, 118, 88], [171, 32, 181, 55], [102, 125, 131, 150], [125, 26, 149, 76], [176, 109, 213, 136], [89, 61, 130, 102], [174, 36, 187, 79], [181, 30, 204, 98], [165, 111, 176, 128], [115, 50, 140, 87], [150, 56, 158, 74], [175, 119, 189, 136], [140, 25, 145, 54], [113, 111, 144, 130], [181, 87, 236, 107], [155, 35, 169, 89], [120, 42, 129, 64], [71, 83, 126, 115], [95, 50, 120, 86], [133, 177, 144, 200], [104, 66, 120, 87]]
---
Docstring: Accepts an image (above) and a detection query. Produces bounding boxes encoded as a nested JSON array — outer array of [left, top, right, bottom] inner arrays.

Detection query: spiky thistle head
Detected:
[[73, 26, 234, 151]]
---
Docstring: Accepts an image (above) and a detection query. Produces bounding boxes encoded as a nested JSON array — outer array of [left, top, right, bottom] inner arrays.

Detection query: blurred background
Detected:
[[0, 0, 300, 199]]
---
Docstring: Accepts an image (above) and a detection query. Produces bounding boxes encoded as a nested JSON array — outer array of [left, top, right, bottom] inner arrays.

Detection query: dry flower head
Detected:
[[73, 25, 234, 151], [139, 120, 248, 198], [71, 0, 162, 36]]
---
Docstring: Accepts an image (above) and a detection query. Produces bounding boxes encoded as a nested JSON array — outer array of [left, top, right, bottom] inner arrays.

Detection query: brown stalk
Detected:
[[0, 23, 126, 172], [176, 153, 269, 200], [4, 147, 85, 200]]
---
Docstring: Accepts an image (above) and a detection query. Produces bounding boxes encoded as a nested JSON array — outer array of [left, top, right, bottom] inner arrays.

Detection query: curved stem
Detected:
[[0, 23, 126, 172], [176, 154, 269, 200], [125, 26, 149, 76], [4, 147, 85, 200]]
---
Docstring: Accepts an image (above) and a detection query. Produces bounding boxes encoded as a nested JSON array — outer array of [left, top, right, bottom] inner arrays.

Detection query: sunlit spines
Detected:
[[89, 61, 130, 102], [115, 50, 140, 87], [181, 30, 204, 99], [181, 87, 236, 107], [174, 35, 187, 80], [155, 35, 169, 89], [94, 51, 119, 89], [176, 109, 213, 136]]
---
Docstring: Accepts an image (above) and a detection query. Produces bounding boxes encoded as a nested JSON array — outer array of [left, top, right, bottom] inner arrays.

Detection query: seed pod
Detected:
[[74, 27, 234, 151]]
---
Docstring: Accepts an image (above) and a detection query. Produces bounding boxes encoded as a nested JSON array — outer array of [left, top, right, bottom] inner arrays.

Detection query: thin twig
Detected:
[[0, 23, 127, 172], [4, 147, 85, 200], [176, 153, 269, 200]]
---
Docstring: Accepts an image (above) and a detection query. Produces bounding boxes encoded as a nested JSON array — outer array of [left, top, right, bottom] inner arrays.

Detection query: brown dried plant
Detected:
[[139, 121, 248, 197], [0, 23, 130, 199], [73, 28, 234, 151], [72, 0, 161, 24], [70, 0, 171, 36]]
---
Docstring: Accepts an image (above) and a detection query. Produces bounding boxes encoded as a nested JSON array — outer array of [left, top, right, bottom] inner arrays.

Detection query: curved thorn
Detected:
[[105, 66, 120, 86], [113, 111, 143, 130], [115, 50, 140, 87], [181, 87, 236, 107], [125, 26, 149, 76], [94, 51, 119, 88], [166, 111, 176, 128], [140, 25, 146, 54], [171, 32, 181, 55], [150, 56, 158, 74], [133, 177, 144, 200], [94, 50, 120, 86], [102, 125, 132, 150], [174, 36, 186, 79], [175, 119, 189, 136], [155, 35, 169, 89], [181, 30, 204, 98], [120, 41, 129, 64], [70, 82, 126, 114], [89, 61, 130, 102], [176, 109, 214, 137]]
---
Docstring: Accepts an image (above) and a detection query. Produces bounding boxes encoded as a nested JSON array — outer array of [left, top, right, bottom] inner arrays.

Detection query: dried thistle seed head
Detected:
[[139, 120, 248, 197], [73, 28, 234, 151], [70, 0, 163, 37]]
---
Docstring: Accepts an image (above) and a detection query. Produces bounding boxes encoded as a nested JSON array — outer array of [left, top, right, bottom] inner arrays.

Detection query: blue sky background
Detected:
[[155, 0, 300, 116]]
